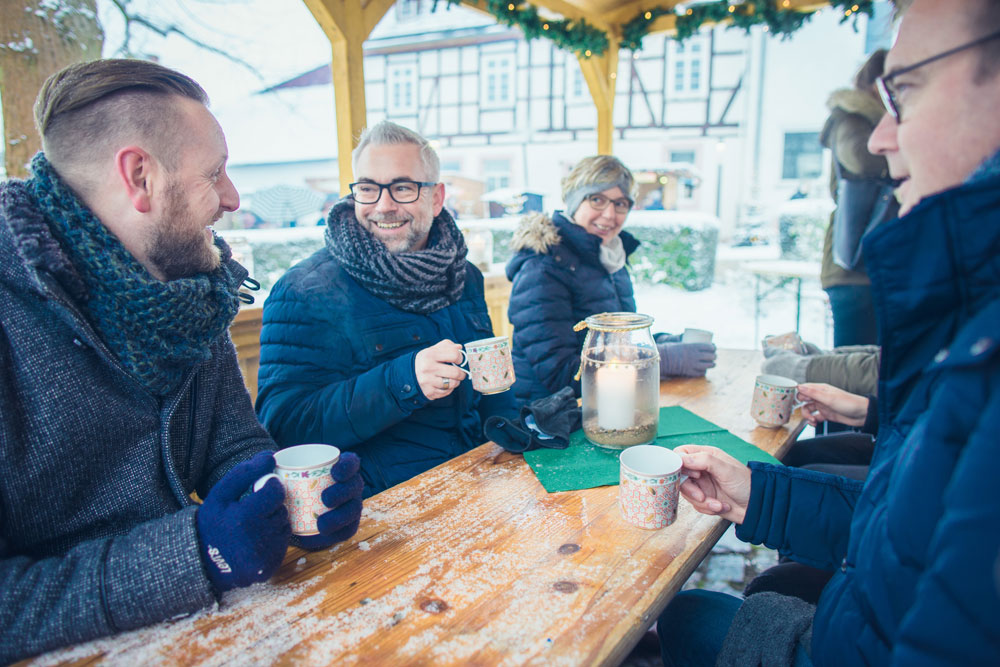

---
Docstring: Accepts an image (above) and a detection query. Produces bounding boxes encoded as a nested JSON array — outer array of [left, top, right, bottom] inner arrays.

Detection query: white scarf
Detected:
[[598, 234, 626, 274]]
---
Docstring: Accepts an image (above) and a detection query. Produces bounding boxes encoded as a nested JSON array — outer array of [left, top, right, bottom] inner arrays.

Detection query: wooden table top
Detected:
[[34, 349, 802, 667]]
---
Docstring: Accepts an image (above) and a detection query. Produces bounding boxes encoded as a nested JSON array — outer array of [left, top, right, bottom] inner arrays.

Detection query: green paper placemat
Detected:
[[657, 406, 727, 438], [523, 406, 781, 493]]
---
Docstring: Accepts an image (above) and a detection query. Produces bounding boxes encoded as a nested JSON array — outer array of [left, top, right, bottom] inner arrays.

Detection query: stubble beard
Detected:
[[364, 211, 432, 254]]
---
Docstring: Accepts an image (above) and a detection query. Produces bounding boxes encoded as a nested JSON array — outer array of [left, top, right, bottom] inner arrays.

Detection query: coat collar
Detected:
[[864, 168, 1000, 417]]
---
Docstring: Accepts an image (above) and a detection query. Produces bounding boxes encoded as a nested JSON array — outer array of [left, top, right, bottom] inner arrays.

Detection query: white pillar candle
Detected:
[[596, 364, 636, 430]]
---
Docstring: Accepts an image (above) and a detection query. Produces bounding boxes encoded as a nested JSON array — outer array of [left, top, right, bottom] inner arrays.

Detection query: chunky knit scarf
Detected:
[[325, 198, 468, 314], [27, 153, 242, 396]]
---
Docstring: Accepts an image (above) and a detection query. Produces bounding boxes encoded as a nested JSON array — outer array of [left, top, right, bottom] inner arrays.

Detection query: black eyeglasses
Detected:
[[349, 180, 437, 204], [877, 29, 1000, 122], [585, 193, 633, 214]]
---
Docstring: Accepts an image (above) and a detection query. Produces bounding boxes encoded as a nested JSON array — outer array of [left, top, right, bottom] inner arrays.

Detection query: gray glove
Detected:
[[658, 342, 716, 378], [761, 349, 811, 382], [763, 339, 823, 358]]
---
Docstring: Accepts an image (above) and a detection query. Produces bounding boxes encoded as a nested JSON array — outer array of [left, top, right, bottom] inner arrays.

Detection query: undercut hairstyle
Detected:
[[352, 120, 440, 182], [34, 59, 208, 177]]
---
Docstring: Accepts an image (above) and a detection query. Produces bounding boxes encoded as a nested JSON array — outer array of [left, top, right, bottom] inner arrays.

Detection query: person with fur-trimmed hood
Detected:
[[505, 155, 716, 402], [818, 48, 897, 347]]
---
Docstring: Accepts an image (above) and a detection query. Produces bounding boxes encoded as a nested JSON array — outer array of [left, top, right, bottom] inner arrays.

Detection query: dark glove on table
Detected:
[[196, 451, 291, 594], [484, 387, 582, 453], [296, 452, 365, 551], [658, 341, 717, 377], [654, 332, 683, 344]]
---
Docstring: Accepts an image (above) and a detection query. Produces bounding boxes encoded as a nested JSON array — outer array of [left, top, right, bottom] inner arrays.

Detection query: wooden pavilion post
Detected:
[[302, 0, 396, 194], [576, 37, 620, 156]]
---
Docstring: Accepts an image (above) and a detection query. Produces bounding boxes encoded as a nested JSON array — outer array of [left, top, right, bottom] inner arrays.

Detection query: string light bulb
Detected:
[[585, 49, 592, 57], [729, 4, 736, 12], [645, 11, 652, 20], [543, 23, 549, 30], [508, 3, 515, 11]]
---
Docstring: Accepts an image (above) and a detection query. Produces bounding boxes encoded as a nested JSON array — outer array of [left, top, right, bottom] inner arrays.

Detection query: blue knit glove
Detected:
[[658, 341, 717, 377], [196, 451, 291, 594], [295, 452, 364, 551]]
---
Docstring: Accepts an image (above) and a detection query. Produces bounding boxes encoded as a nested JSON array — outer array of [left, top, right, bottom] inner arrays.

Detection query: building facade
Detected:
[[218, 0, 894, 236]]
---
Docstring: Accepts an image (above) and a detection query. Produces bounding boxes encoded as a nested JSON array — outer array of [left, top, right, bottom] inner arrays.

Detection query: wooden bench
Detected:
[[229, 274, 513, 402]]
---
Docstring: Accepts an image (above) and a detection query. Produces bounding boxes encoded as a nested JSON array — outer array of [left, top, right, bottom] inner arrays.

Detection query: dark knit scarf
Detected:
[[26, 153, 242, 396], [325, 198, 468, 314]]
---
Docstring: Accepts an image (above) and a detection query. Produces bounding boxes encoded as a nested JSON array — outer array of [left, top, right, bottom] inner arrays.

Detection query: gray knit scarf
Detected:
[[26, 153, 242, 396], [325, 198, 468, 314]]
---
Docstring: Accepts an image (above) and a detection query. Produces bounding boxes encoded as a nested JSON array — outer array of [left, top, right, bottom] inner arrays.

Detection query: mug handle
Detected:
[[451, 349, 471, 377], [253, 473, 280, 493]]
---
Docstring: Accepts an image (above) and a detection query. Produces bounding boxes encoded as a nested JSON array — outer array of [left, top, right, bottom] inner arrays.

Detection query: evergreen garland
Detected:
[[437, 1, 877, 57], [441, 0, 608, 58]]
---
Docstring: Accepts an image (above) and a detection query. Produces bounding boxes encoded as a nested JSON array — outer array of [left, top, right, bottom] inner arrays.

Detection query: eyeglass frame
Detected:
[[348, 179, 438, 204], [584, 192, 634, 214], [876, 28, 1000, 122]]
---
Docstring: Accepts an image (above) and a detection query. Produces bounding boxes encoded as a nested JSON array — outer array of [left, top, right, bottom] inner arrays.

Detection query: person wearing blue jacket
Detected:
[[257, 121, 515, 497], [657, 1, 1000, 664], [0, 60, 362, 664], [505, 155, 717, 402]]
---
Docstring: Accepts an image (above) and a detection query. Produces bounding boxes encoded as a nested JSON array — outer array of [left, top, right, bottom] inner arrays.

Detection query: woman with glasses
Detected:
[[505, 155, 716, 402]]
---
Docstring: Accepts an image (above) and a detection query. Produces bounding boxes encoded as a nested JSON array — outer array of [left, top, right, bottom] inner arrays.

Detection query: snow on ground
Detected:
[[634, 244, 832, 351]]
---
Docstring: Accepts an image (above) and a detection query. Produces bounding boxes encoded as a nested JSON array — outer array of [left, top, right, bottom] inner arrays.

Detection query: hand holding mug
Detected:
[[674, 445, 751, 524], [415, 339, 467, 400], [796, 383, 869, 427]]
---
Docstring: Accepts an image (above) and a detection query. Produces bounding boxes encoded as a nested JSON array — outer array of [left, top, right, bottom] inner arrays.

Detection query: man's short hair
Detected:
[[893, 0, 1000, 82], [34, 59, 208, 174], [969, 0, 1000, 81], [351, 120, 440, 182]]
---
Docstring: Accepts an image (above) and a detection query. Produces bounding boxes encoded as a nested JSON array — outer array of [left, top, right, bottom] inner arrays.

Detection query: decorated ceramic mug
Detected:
[[457, 336, 515, 394], [619, 445, 687, 530], [750, 374, 801, 428], [254, 444, 340, 536]]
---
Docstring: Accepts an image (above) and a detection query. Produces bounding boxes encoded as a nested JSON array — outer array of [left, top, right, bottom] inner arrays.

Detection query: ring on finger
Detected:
[[442, 377, 450, 388]]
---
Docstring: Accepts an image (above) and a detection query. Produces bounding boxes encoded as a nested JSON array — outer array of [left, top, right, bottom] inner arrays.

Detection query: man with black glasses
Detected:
[[257, 121, 514, 496], [654, 0, 1000, 664]]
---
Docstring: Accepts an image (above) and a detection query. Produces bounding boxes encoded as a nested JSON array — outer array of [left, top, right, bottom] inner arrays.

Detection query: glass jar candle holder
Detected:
[[577, 312, 660, 449]]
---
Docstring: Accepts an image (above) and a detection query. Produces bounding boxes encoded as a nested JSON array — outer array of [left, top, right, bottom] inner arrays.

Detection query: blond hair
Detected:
[[561, 155, 635, 216]]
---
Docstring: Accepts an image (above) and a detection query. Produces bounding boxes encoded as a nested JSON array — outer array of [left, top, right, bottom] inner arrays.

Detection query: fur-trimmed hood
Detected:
[[509, 212, 563, 254], [826, 88, 886, 125], [820, 88, 886, 150]]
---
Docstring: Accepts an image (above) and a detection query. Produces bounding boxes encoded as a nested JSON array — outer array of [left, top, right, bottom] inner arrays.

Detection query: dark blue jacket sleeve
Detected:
[[508, 256, 582, 395], [737, 462, 864, 570], [257, 285, 431, 450]]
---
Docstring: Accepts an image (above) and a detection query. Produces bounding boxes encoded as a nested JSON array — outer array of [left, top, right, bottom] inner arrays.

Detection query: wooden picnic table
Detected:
[[32, 349, 803, 667]]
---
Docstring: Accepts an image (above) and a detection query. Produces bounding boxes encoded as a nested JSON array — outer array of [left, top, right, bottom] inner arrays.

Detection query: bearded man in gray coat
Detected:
[[0, 59, 362, 663]]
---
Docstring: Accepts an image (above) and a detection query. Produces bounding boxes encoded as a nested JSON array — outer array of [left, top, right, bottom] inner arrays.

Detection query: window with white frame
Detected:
[[482, 54, 515, 107], [483, 158, 512, 193], [669, 38, 707, 96], [387, 64, 417, 115], [568, 67, 588, 102], [782, 132, 823, 180], [396, 0, 421, 20]]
